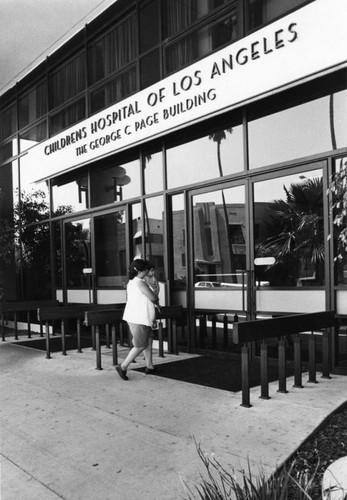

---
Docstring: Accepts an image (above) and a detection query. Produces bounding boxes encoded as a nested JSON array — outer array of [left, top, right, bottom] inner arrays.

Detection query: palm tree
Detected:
[[208, 129, 236, 279], [256, 178, 325, 285]]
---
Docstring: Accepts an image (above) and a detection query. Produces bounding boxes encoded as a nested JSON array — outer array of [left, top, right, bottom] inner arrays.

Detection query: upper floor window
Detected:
[[165, 11, 238, 74], [0, 103, 16, 142], [18, 81, 47, 129], [88, 14, 137, 86], [247, 0, 312, 32], [162, 0, 233, 39], [49, 52, 86, 110]]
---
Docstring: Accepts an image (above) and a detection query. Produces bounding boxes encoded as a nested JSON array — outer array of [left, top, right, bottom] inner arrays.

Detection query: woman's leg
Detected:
[[121, 346, 144, 371], [143, 337, 154, 369]]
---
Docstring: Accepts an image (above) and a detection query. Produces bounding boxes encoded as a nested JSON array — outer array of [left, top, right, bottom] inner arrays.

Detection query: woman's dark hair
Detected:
[[128, 258, 147, 280]]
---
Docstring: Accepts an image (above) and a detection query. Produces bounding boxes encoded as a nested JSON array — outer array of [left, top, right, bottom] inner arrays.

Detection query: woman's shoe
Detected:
[[145, 367, 159, 375], [115, 364, 129, 380]]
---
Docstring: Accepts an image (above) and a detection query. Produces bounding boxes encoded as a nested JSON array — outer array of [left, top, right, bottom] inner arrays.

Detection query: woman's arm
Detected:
[[138, 279, 158, 304]]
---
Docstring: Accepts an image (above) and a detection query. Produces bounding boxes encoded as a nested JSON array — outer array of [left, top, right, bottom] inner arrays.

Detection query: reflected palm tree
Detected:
[[209, 128, 236, 279], [256, 178, 324, 285]]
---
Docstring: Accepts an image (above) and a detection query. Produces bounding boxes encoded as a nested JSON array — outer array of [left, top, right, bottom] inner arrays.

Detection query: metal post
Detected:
[[308, 331, 317, 383], [321, 328, 331, 379], [211, 316, 217, 348], [92, 325, 96, 350], [223, 314, 228, 348], [241, 345, 252, 407], [95, 325, 102, 370], [260, 341, 270, 399], [158, 320, 164, 358], [172, 319, 178, 355], [45, 321, 51, 359], [1, 313, 5, 341], [61, 319, 66, 355], [278, 337, 288, 393], [168, 318, 173, 353], [76, 318, 82, 353], [112, 323, 118, 366], [27, 311, 31, 338], [293, 334, 303, 388], [14, 312, 18, 340], [105, 324, 110, 348]]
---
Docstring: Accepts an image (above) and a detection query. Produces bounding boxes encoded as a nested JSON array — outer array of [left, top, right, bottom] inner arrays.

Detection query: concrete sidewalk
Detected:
[[1, 339, 346, 500]]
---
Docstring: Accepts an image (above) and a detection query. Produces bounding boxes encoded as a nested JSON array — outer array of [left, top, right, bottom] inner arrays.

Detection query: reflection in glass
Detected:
[[65, 218, 91, 288], [21, 222, 51, 299], [144, 196, 165, 281], [248, 0, 309, 31], [171, 194, 186, 287], [19, 148, 50, 217], [52, 174, 88, 214], [95, 211, 127, 288], [52, 220, 62, 289], [254, 168, 324, 287], [331, 157, 347, 285], [132, 203, 142, 259], [165, 12, 238, 74], [90, 159, 140, 207], [143, 148, 163, 195], [249, 90, 347, 169], [0, 161, 18, 300], [19, 121, 47, 152], [167, 125, 243, 188], [192, 186, 246, 285]]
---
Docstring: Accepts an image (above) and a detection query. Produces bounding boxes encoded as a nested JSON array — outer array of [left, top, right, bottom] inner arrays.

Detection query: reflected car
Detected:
[[194, 281, 222, 288]]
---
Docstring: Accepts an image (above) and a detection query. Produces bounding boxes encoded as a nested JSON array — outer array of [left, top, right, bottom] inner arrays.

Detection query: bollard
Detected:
[[45, 320, 51, 359], [241, 345, 252, 407], [112, 323, 118, 365], [293, 334, 303, 388], [278, 337, 288, 393], [308, 331, 317, 383], [76, 318, 82, 353], [95, 325, 102, 370], [260, 341, 270, 400]]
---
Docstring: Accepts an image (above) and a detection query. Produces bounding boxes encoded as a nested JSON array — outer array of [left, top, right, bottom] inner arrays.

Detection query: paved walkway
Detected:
[[1, 338, 346, 500]]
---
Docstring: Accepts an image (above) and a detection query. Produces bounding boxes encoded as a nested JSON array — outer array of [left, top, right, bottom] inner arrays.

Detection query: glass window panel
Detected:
[[171, 194, 187, 287], [140, 50, 160, 90], [52, 173, 88, 214], [21, 222, 52, 299], [248, 0, 311, 32], [18, 81, 47, 129], [65, 218, 91, 288], [19, 153, 50, 221], [49, 52, 86, 110], [143, 147, 163, 195], [90, 67, 137, 114], [19, 121, 47, 153], [88, 14, 136, 85], [193, 186, 246, 286], [0, 141, 15, 163], [0, 164, 18, 300], [95, 210, 127, 287], [144, 196, 165, 281], [50, 98, 86, 136], [132, 203, 142, 259], [165, 12, 238, 74], [0, 161, 18, 229], [140, 0, 159, 53], [167, 125, 243, 188], [248, 90, 347, 169], [254, 166, 325, 287], [52, 220, 62, 289], [331, 157, 347, 285], [90, 158, 140, 208], [0, 102, 16, 141], [163, 0, 232, 38]]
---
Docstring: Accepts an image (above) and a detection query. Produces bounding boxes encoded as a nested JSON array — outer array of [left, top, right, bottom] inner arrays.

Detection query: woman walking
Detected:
[[116, 259, 159, 380]]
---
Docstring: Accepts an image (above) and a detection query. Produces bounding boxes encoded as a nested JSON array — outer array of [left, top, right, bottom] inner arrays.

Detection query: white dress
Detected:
[[122, 277, 155, 327]]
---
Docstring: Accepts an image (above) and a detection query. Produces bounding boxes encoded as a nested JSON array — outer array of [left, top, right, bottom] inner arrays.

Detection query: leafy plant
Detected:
[[183, 441, 320, 500]]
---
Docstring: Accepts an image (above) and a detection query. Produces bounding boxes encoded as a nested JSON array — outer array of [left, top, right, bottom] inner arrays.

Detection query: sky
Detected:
[[0, 0, 117, 94]]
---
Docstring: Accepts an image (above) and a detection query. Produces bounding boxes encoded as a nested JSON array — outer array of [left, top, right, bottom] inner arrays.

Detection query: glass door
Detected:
[[64, 217, 92, 303], [190, 183, 247, 351]]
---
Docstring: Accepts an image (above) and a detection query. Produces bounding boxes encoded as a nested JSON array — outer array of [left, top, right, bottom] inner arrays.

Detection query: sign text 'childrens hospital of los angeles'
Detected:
[[30, 0, 347, 182]]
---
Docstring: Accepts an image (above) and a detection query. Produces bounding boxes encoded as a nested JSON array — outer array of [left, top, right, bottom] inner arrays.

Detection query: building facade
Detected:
[[0, 0, 346, 369]]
